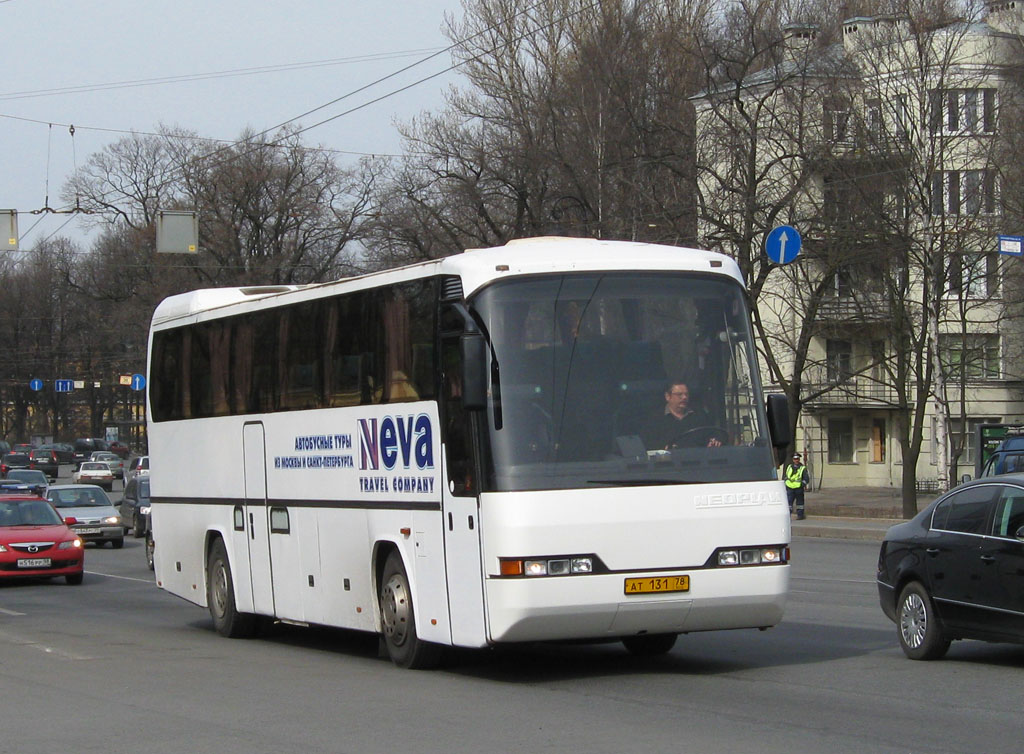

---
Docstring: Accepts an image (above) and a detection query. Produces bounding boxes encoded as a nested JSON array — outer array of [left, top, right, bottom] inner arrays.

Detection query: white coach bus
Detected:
[[146, 237, 792, 667]]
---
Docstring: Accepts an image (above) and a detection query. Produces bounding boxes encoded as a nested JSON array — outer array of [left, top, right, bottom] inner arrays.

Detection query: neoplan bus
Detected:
[[146, 237, 793, 668]]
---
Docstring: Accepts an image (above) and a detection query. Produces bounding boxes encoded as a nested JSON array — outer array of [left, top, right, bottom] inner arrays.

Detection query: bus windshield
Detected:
[[471, 272, 776, 491]]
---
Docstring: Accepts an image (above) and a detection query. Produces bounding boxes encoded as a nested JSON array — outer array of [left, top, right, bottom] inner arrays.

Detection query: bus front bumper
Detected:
[[484, 564, 789, 643]]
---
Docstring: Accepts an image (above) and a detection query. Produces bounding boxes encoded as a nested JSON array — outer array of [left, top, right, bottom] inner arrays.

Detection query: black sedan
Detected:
[[1, 452, 31, 477], [877, 475, 1024, 659], [120, 475, 151, 537], [28, 448, 60, 481]]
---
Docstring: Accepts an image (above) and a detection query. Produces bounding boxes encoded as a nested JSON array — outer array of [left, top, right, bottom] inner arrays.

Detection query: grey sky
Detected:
[[1, 0, 464, 248]]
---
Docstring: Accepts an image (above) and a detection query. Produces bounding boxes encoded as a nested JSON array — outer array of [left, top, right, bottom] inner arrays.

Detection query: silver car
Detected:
[[125, 455, 149, 483], [45, 484, 124, 548]]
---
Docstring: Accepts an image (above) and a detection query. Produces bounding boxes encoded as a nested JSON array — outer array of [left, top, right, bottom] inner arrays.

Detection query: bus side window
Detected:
[[442, 336, 474, 496]]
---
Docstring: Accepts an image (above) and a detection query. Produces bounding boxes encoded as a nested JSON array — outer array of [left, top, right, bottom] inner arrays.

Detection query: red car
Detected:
[[107, 441, 131, 459], [0, 493, 85, 584]]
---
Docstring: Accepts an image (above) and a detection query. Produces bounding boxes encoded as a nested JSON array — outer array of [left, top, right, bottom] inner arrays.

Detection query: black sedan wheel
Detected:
[[897, 582, 951, 660]]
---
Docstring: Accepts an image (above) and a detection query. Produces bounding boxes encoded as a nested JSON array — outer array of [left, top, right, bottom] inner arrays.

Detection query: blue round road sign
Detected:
[[765, 225, 802, 264], [29, 378, 43, 391], [131, 373, 147, 391]]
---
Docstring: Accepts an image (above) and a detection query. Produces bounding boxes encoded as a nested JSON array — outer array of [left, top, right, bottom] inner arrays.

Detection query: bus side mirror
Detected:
[[765, 393, 791, 449], [460, 332, 488, 410]]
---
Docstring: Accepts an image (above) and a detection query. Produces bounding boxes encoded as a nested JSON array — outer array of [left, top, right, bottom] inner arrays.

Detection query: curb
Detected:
[[791, 516, 903, 542]]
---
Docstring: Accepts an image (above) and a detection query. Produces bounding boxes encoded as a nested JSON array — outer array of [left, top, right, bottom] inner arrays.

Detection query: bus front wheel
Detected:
[[379, 551, 441, 669], [207, 539, 257, 638]]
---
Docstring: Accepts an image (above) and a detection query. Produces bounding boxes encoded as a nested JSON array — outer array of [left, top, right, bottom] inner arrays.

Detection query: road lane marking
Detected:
[[0, 606, 26, 616], [85, 569, 153, 584], [0, 629, 97, 660]]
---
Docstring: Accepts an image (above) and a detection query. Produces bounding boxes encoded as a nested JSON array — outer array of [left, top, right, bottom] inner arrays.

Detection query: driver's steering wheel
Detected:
[[668, 425, 729, 448]]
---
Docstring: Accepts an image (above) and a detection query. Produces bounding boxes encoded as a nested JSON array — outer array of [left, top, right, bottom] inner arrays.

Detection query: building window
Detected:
[[929, 88, 995, 134], [946, 253, 998, 298], [827, 339, 853, 383], [824, 99, 850, 142], [939, 334, 1000, 380], [828, 419, 855, 463], [870, 340, 887, 382], [866, 99, 882, 139], [930, 170, 996, 216]]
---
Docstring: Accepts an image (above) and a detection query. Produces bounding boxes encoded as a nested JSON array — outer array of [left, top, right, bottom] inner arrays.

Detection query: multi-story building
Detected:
[[693, 4, 1024, 492]]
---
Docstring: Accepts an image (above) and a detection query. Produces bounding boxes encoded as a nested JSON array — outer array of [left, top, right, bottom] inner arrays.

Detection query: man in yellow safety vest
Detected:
[[784, 453, 809, 520]]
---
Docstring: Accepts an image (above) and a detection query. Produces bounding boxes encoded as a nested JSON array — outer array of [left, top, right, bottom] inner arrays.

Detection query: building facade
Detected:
[[693, 4, 1024, 491]]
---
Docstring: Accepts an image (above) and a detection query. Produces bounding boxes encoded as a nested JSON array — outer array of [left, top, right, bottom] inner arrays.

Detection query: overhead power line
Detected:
[[0, 49, 445, 102], [16, 0, 601, 247]]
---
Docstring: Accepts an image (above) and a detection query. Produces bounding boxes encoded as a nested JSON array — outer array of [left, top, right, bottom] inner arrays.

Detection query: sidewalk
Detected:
[[790, 486, 938, 541]]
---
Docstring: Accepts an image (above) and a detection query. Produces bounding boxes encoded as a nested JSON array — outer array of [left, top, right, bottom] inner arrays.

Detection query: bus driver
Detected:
[[645, 380, 723, 450]]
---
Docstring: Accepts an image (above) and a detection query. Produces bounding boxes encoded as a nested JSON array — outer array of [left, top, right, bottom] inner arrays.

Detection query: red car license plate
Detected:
[[17, 558, 51, 568]]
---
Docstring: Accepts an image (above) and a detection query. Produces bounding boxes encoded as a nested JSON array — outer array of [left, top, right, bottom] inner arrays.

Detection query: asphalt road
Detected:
[[1, 521, 1022, 754]]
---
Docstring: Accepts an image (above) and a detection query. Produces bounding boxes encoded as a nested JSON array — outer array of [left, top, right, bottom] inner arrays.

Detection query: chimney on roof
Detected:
[[782, 23, 818, 61], [843, 15, 909, 52], [986, 1, 1024, 34]]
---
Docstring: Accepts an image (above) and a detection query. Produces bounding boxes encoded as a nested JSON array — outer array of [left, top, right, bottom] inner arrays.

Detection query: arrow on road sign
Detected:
[[765, 225, 802, 264]]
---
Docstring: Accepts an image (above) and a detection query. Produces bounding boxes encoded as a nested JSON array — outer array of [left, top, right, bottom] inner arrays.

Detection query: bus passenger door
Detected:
[[440, 330, 488, 647], [243, 423, 274, 616], [442, 477, 487, 646]]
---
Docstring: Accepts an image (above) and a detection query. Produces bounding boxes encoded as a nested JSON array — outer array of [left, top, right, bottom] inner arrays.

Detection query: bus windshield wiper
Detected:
[[585, 479, 696, 485]]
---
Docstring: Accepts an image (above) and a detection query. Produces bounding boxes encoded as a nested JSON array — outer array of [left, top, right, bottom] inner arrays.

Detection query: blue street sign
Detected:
[[998, 235, 1023, 256], [765, 225, 802, 264], [131, 373, 147, 391], [29, 378, 43, 392], [54, 379, 74, 393]]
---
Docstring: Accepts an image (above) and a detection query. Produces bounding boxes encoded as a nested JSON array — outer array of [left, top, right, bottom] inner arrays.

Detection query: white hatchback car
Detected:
[[125, 455, 149, 483], [72, 461, 115, 491]]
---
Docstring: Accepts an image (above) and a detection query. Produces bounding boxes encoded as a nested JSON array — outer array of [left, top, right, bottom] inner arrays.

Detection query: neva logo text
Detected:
[[358, 415, 434, 471]]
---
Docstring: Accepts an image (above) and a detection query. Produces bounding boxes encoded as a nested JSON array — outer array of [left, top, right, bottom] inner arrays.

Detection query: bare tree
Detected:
[[362, 0, 706, 266]]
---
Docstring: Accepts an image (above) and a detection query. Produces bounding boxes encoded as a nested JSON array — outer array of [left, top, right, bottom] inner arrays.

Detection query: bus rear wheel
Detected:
[[622, 633, 677, 656], [207, 539, 257, 638], [379, 551, 441, 669]]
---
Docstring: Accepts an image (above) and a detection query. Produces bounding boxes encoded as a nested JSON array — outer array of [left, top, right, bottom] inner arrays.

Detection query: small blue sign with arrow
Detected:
[[54, 379, 74, 393], [131, 373, 147, 391], [29, 378, 43, 392], [765, 225, 802, 264]]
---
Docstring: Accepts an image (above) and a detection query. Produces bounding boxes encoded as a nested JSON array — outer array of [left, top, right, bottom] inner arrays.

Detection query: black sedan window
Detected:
[[932, 486, 996, 534], [993, 487, 1024, 539]]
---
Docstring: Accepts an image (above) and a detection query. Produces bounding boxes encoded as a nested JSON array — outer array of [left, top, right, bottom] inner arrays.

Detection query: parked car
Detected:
[[28, 448, 60, 481], [878, 475, 1024, 660], [91, 451, 125, 479], [44, 484, 124, 548], [108, 441, 131, 459], [120, 476, 152, 537], [72, 438, 110, 468], [0, 491, 84, 584], [125, 455, 149, 483], [72, 461, 114, 491], [1, 452, 32, 477], [3, 468, 49, 493]]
